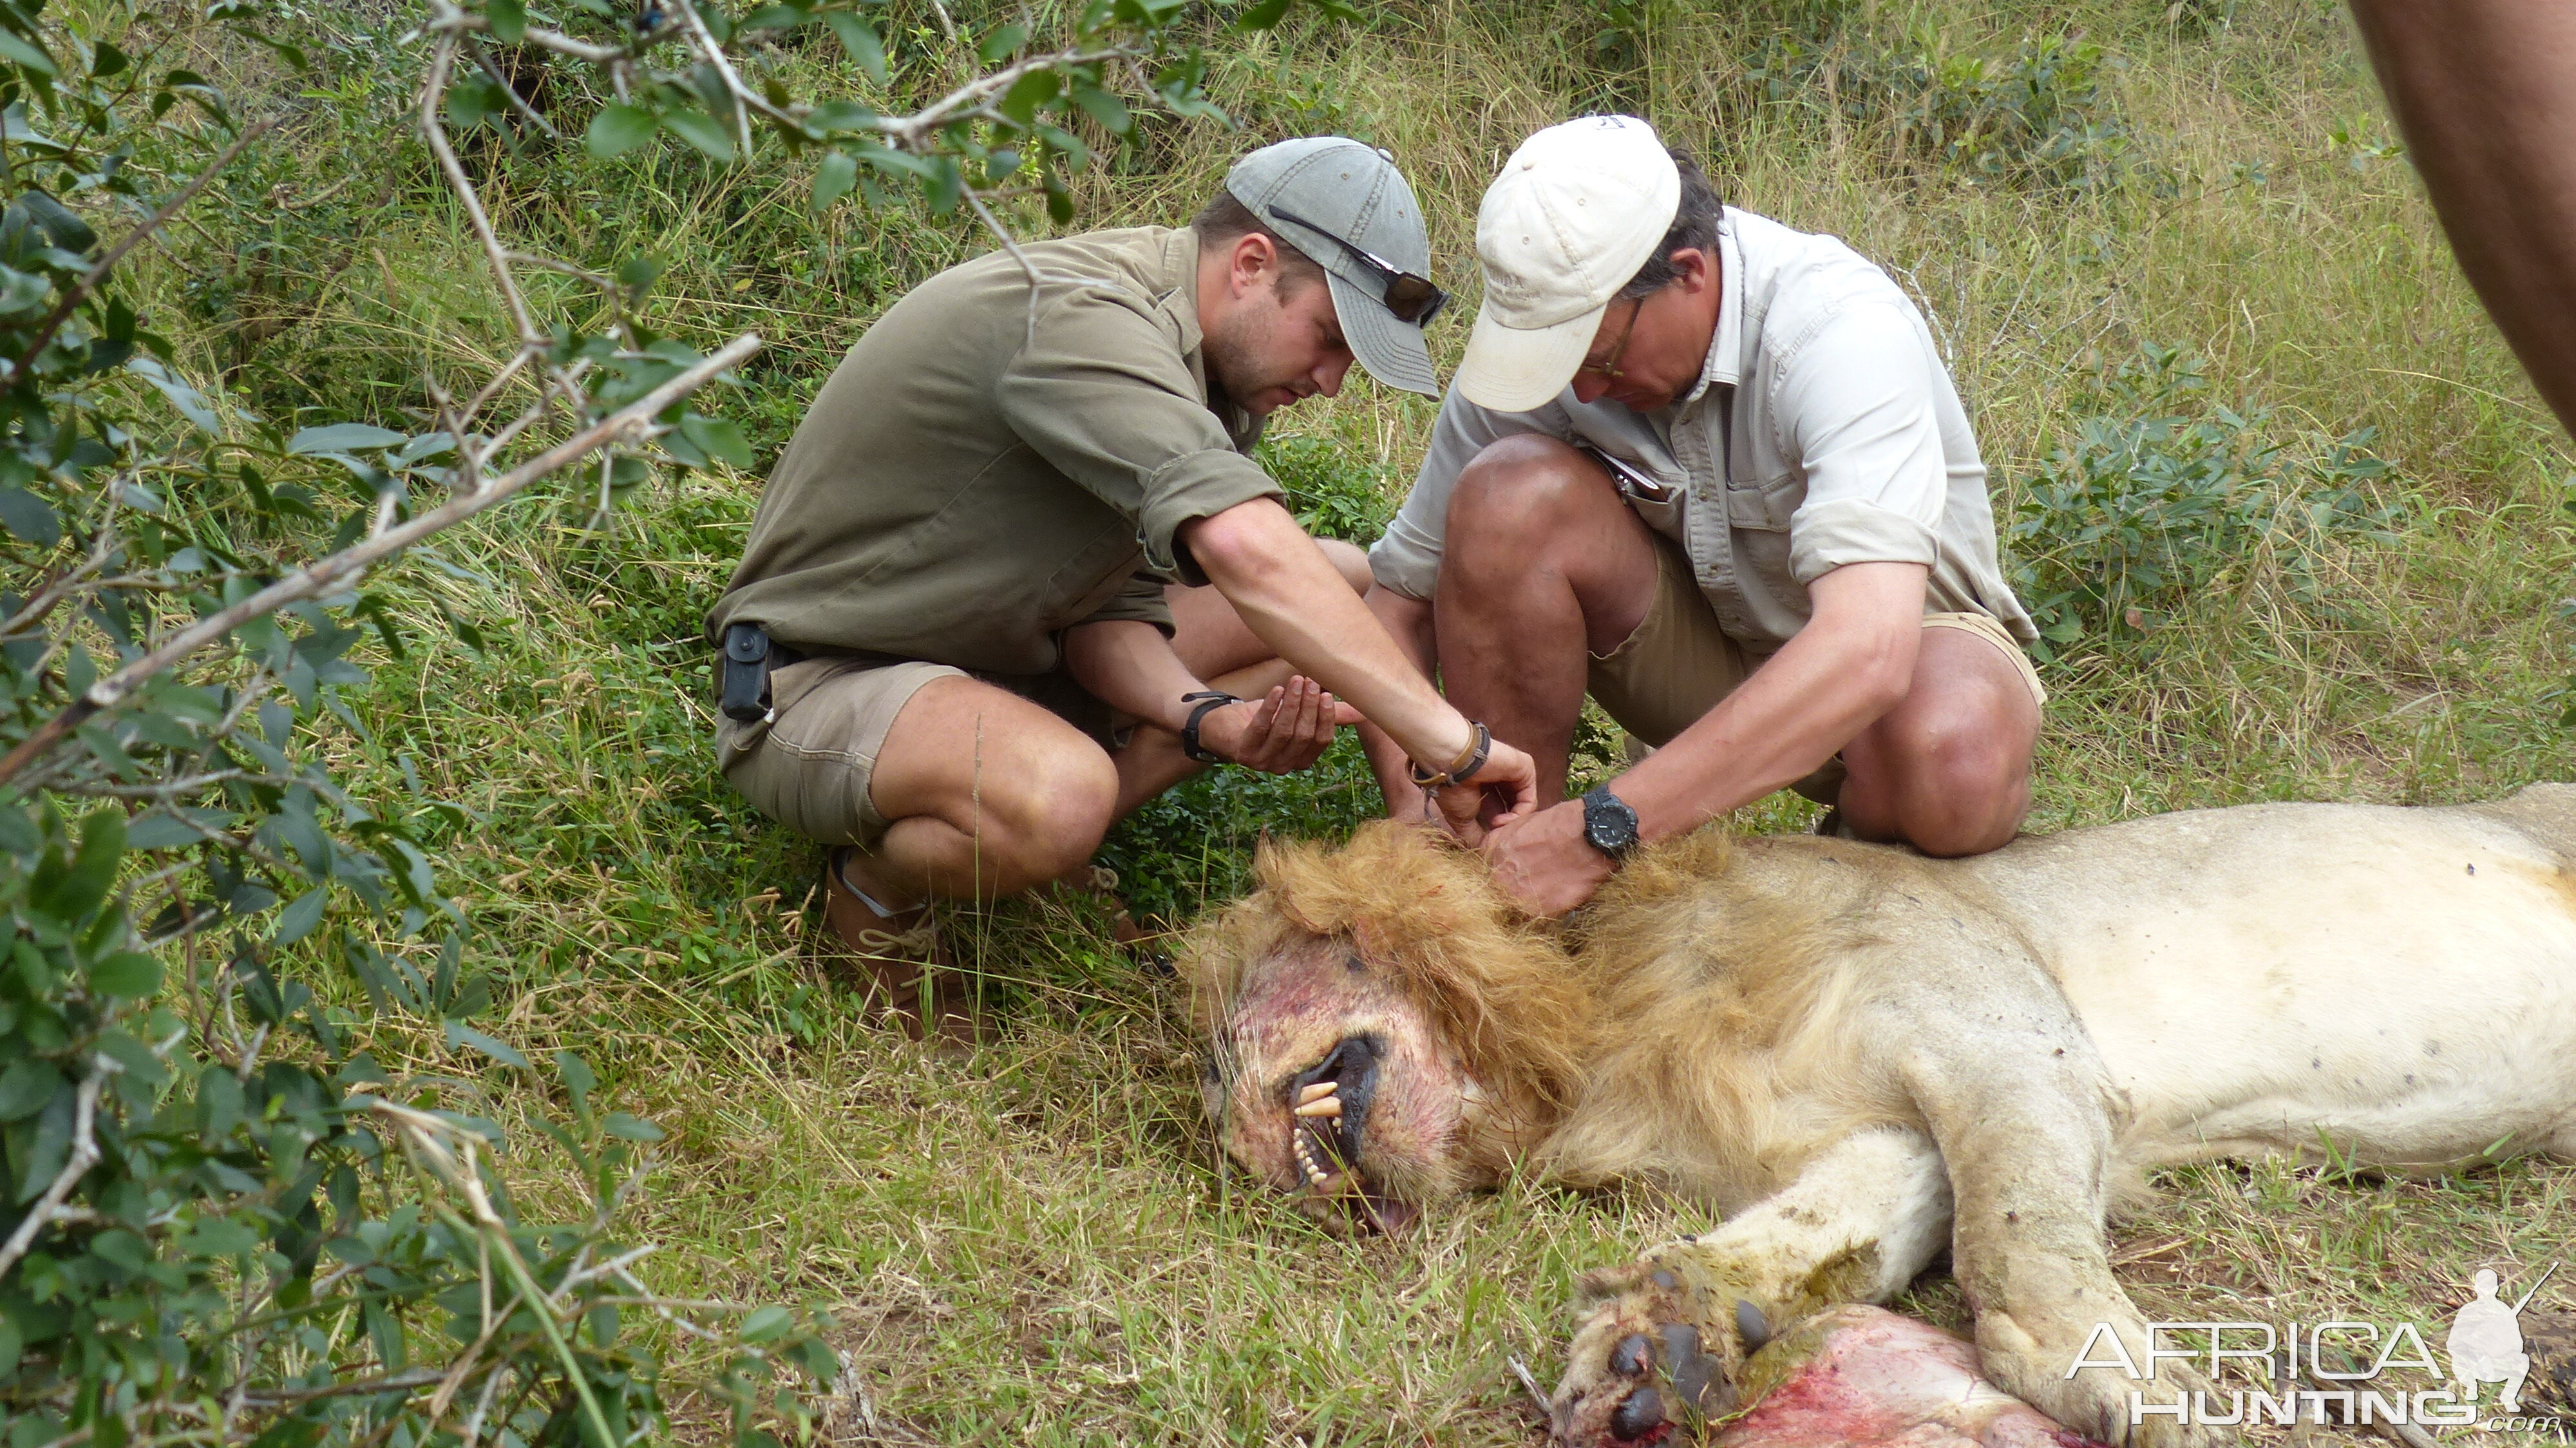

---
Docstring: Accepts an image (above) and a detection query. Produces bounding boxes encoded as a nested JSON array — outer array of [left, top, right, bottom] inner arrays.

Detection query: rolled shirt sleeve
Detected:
[[996, 282, 1280, 586], [1369, 382, 1567, 600], [1776, 301, 1948, 584]]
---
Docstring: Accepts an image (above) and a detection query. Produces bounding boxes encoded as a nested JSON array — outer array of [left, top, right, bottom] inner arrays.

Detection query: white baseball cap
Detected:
[[1454, 116, 1681, 413]]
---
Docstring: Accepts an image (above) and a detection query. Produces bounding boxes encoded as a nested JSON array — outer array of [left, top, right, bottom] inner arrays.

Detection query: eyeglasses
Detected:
[[1267, 205, 1450, 327], [1576, 294, 1648, 381]]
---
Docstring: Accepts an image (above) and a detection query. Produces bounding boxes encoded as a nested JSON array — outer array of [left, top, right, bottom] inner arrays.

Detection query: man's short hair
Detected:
[[1619, 151, 1725, 298], [1193, 190, 1331, 294]]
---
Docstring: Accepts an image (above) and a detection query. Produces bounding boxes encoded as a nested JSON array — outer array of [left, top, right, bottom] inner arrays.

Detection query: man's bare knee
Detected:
[[1446, 433, 1611, 545], [983, 747, 1118, 884], [1317, 536, 1372, 594]]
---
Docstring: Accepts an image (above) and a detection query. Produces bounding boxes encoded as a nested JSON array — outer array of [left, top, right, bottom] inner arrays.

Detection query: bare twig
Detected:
[[0, 1067, 106, 1280], [416, 35, 542, 346], [0, 336, 761, 788], [8, 122, 273, 381], [464, 37, 562, 140], [668, 0, 757, 154]]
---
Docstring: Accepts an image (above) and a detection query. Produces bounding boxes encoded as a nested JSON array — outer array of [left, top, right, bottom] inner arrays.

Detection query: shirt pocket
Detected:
[[1041, 518, 1148, 631], [1723, 473, 1801, 532]]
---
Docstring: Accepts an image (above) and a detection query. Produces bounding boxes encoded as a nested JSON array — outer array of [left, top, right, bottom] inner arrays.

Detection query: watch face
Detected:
[[1584, 791, 1639, 854]]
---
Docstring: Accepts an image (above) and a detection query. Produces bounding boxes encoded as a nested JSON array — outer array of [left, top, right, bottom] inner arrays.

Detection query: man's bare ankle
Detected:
[[831, 846, 927, 919]]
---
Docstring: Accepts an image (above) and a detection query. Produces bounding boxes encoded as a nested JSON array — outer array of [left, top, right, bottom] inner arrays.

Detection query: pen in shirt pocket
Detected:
[[1573, 440, 1678, 504]]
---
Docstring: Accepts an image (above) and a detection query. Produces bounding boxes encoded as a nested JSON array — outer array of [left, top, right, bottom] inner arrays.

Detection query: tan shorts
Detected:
[[1587, 540, 2046, 805], [716, 653, 1117, 848]]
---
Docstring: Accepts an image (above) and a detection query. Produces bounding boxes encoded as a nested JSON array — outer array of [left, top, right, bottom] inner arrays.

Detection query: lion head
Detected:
[[1181, 821, 1599, 1233]]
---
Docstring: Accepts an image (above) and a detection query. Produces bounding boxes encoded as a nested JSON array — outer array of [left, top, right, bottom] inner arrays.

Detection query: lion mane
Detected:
[[1186, 820, 1905, 1203]]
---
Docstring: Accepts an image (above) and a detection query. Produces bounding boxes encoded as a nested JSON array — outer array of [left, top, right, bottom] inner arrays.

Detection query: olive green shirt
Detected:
[[707, 227, 1280, 676]]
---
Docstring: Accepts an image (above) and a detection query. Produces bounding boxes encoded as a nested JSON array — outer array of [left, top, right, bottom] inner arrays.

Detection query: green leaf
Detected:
[[128, 357, 220, 434], [811, 150, 857, 211], [274, 888, 326, 946], [42, 808, 126, 924], [998, 69, 1057, 124], [659, 107, 737, 164], [601, 1112, 663, 1141], [822, 12, 887, 85], [445, 1021, 528, 1069], [14, 191, 93, 253], [0, 30, 57, 75], [487, 0, 527, 43], [585, 103, 659, 159], [90, 952, 162, 999], [288, 423, 405, 454], [976, 21, 1027, 62], [1070, 84, 1129, 133], [0, 1059, 60, 1121], [677, 412, 753, 468], [554, 1050, 596, 1118], [738, 1305, 795, 1343], [0, 487, 60, 548], [1235, 0, 1291, 28]]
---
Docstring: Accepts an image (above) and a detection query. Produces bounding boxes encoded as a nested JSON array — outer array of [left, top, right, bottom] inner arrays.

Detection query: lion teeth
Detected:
[[1293, 1098, 1343, 1118], [1296, 1082, 1338, 1104]]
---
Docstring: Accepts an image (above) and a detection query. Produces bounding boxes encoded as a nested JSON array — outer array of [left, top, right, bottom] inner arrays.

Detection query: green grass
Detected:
[[125, 0, 2576, 1440]]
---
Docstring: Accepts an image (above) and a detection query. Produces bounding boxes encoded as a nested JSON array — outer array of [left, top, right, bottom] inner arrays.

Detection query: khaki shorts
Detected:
[[1587, 540, 2046, 805], [716, 653, 1117, 848]]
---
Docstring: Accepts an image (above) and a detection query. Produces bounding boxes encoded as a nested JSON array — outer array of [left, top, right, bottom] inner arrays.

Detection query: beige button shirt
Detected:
[[1370, 207, 2035, 652]]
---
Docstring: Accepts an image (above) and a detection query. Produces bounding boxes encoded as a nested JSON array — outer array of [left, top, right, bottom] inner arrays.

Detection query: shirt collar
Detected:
[[1680, 212, 1744, 405]]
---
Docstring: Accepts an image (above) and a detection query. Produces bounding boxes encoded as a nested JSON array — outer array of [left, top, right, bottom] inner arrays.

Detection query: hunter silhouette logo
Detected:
[[2065, 1264, 2568, 1433], [2450, 1264, 2554, 1416]]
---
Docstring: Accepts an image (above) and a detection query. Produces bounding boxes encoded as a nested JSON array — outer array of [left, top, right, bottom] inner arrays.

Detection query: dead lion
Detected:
[[1183, 785, 2576, 1447]]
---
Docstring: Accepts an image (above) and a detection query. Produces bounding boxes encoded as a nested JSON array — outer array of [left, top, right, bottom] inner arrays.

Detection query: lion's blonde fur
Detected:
[[1186, 822, 1597, 1121], [1188, 821, 1922, 1207]]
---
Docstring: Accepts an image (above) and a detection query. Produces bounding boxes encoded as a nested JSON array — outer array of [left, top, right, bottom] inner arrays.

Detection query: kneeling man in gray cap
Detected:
[[710, 137, 1539, 1036], [1364, 116, 2044, 916]]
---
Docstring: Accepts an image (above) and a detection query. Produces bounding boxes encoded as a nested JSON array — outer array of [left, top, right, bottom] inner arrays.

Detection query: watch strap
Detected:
[[1180, 691, 1239, 765]]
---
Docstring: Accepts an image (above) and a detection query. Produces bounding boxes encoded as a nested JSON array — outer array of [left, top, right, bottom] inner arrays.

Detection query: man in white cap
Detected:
[[710, 137, 1538, 1037], [1364, 116, 2043, 915]]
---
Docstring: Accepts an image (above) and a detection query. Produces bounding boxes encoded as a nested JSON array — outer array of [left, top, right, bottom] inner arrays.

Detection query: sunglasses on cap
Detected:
[[1268, 205, 1450, 327]]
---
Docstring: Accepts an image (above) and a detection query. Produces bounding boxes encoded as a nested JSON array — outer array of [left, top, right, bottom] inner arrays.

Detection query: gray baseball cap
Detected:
[[1224, 137, 1444, 397]]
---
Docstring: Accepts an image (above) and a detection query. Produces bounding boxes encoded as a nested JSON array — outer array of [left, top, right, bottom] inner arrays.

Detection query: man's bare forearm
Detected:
[[1358, 586, 1437, 807], [1182, 500, 1475, 768], [1612, 562, 1925, 842], [1062, 620, 1203, 732], [2349, 0, 2576, 437]]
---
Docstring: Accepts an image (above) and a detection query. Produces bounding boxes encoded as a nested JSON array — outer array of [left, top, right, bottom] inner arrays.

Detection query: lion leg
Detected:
[[1548, 1127, 1952, 1446], [1884, 987, 2215, 1448]]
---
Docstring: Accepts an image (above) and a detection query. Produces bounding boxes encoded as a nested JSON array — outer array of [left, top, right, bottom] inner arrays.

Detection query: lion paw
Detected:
[[1978, 1316, 2218, 1448], [1549, 1245, 1747, 1446]]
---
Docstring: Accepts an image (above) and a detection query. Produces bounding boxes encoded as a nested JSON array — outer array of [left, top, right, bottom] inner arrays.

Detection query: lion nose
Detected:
[[1291, 1034, 1382, 1169]]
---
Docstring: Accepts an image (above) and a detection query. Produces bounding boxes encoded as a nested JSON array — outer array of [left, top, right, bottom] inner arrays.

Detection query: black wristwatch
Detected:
[[1580, 785, 1641, 859]]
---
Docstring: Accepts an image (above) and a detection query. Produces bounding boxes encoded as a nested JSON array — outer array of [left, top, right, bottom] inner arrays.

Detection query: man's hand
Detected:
[[1198, 676, 1363, 774], [1428, 738, 1541, 844], [1481, 796, 1614, 917]]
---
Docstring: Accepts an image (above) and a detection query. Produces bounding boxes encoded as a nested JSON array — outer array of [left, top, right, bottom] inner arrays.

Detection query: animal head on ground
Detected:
[[1185, 817, 1893, 1234], [1181, 821, 1600, 1232]]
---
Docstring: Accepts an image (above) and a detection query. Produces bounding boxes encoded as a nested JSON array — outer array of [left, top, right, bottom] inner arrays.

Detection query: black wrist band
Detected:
[[1180, 690, 1239, 764]]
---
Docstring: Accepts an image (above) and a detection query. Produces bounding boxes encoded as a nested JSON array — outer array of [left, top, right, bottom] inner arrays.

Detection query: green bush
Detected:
[[2007, 343, 2403, 657], [1736, 3, 2145, 191], [0, 0, 1339, 1437]]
